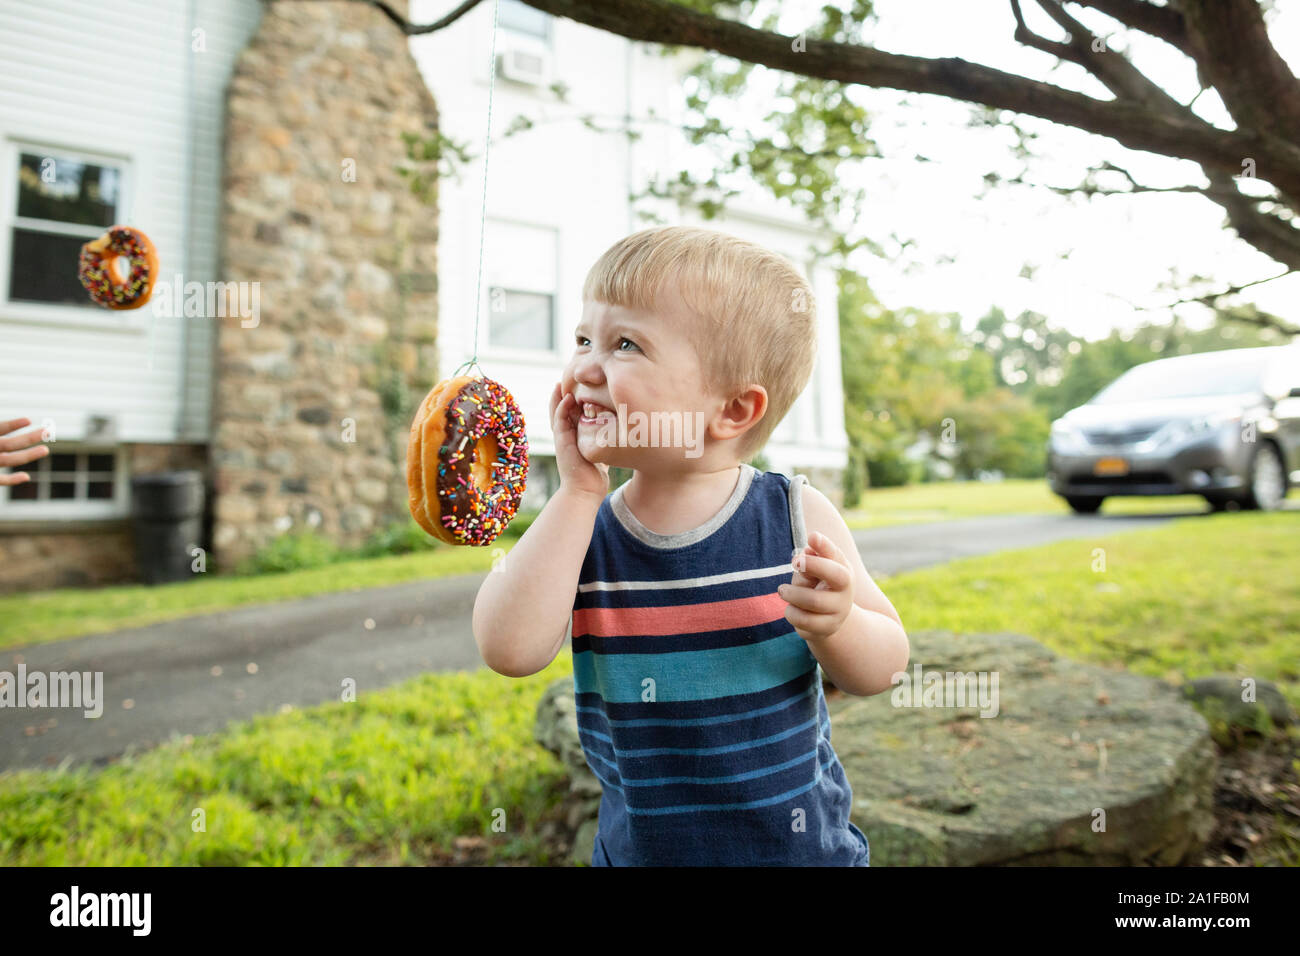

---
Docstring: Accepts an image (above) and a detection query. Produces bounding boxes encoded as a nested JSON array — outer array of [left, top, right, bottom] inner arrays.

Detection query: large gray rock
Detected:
[[1179, 674, 1295, 731], [832, 630, 1218, 865], [534, 676, 602, 866], [534, 630, 1219, 866]]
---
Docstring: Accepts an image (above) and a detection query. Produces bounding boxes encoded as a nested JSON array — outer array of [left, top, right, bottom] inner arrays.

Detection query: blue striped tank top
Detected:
[[570, 462, 870, 866]]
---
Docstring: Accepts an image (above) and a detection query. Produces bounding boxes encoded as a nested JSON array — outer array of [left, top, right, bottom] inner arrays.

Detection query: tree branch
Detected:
[[1060, 0, 1191, 55], [1204, 168, 1300, 274], [1010, 0, 1078, 64], [1175, 0, 1300, 146], [998, 160, 1253, 201], [1106, 276, 1300, 336], [1157, 268, 1294, 309], [279, 0, 485, 35], [1030, 0, 1177, 107], [996, 153, 1300, 271], [1209, 306, 1300, 338]]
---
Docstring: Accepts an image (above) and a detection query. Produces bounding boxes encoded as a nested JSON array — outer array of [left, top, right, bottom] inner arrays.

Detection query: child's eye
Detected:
[[574, 334, 639, 352]]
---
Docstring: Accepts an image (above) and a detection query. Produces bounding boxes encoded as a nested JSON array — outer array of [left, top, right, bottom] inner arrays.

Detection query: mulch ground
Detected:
[[1197, 727, 1300, 866]]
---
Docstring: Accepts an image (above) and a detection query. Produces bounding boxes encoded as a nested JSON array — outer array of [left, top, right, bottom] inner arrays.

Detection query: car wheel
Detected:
[[1064, 495, 1104, 514], [1242, 442, 1287, 511]]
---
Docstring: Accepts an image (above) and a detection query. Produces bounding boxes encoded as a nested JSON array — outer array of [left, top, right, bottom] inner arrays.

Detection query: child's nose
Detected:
[[571, 351, 605, 384]]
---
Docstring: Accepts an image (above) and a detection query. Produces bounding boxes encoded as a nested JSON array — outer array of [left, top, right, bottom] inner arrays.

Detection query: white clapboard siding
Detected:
[[0, 0, 262, 445]]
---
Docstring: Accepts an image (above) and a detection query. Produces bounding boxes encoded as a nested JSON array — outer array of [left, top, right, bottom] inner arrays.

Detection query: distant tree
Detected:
[[968, 307, 1084, 393], [838, 269, 972, 499], [940, 387, 1052, 479]]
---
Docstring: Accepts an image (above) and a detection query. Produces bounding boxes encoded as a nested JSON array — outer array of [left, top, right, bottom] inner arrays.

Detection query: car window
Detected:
[[1090, 351, 1271, 403]]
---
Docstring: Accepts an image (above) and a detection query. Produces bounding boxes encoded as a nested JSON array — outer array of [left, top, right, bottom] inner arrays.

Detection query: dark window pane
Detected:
[[49, 481, 76, 499], [87, 480, 114, 499], [489, 289, 553, 350], [87, 454, 113, 471], [10, 229, 101, 305], [17, 154, 118, 226], [50, 454, 77, 471], [9, 481, 38, 500]]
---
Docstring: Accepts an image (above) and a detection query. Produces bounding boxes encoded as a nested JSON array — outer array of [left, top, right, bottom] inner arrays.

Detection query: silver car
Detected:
[[1047, 344, 1300, 513]]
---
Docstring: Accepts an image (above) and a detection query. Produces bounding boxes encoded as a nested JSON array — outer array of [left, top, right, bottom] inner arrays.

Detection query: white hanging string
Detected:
[[453, 0, 501, 380]]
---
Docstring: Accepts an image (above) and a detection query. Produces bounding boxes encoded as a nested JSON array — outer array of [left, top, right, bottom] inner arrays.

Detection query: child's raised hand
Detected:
[[549, 382, 608, 500], [0, 417, 49, 486], [778, 530, 855, 644]]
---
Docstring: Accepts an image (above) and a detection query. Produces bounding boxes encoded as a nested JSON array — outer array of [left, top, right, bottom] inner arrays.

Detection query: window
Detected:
[[489, 287, 554, 350], [482, 220, 558, 356], [0, 447, 128, 519], [499, 0, 551, 40], [7, 148, 125, 307], [1090, 351, 1271, 403]]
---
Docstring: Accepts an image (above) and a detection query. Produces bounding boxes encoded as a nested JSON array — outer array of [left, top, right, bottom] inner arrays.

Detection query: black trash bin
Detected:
[[130, 471, 205, 584]]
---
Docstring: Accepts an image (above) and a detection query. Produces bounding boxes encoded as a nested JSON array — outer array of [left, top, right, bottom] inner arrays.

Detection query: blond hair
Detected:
[[581, 225, 817, 461]]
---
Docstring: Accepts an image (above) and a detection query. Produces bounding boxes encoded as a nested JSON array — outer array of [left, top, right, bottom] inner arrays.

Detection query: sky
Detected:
[[795, 0, 1300, 342]]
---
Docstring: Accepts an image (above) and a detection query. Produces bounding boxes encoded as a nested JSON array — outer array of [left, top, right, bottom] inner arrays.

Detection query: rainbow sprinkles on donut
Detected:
[[77, 225, 158, 310]]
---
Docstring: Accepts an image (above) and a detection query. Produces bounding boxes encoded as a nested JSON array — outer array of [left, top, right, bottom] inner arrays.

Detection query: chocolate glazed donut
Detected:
[[77, 226, 158, 310], [407, 373, 528, 546]]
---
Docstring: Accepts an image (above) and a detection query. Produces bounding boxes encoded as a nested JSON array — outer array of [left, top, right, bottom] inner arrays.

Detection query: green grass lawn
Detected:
[[841, 477, 1225, 528], [1, 510, 1295, 866]]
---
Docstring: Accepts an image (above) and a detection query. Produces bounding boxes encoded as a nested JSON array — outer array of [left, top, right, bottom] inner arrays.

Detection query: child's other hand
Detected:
[[0, 417, 50, 486], [778, 530, 854, 644]]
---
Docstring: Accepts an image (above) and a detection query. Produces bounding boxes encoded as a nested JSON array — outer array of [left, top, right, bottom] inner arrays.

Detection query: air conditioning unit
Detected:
[[497, 47, 548, 87]]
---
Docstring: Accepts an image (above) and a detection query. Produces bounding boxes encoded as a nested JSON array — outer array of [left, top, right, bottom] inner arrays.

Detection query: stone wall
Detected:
[[212, 0, 441, 568], [0, 524, 136, 593]]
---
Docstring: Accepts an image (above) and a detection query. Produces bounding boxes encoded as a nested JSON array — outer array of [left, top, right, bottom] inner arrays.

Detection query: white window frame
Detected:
[[0, 138, 149, 333], [0, 444, 130, 521], [486, 285, 557, 354], [480, 219, 562, 366]]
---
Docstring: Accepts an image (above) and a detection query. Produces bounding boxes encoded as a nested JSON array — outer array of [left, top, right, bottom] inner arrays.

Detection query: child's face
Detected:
[[560, 289, 722, 470]]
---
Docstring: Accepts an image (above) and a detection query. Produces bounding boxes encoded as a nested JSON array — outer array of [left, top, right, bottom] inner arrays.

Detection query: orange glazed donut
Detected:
[[407, 373, 528, 546], [77, 226, 158, 310]]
